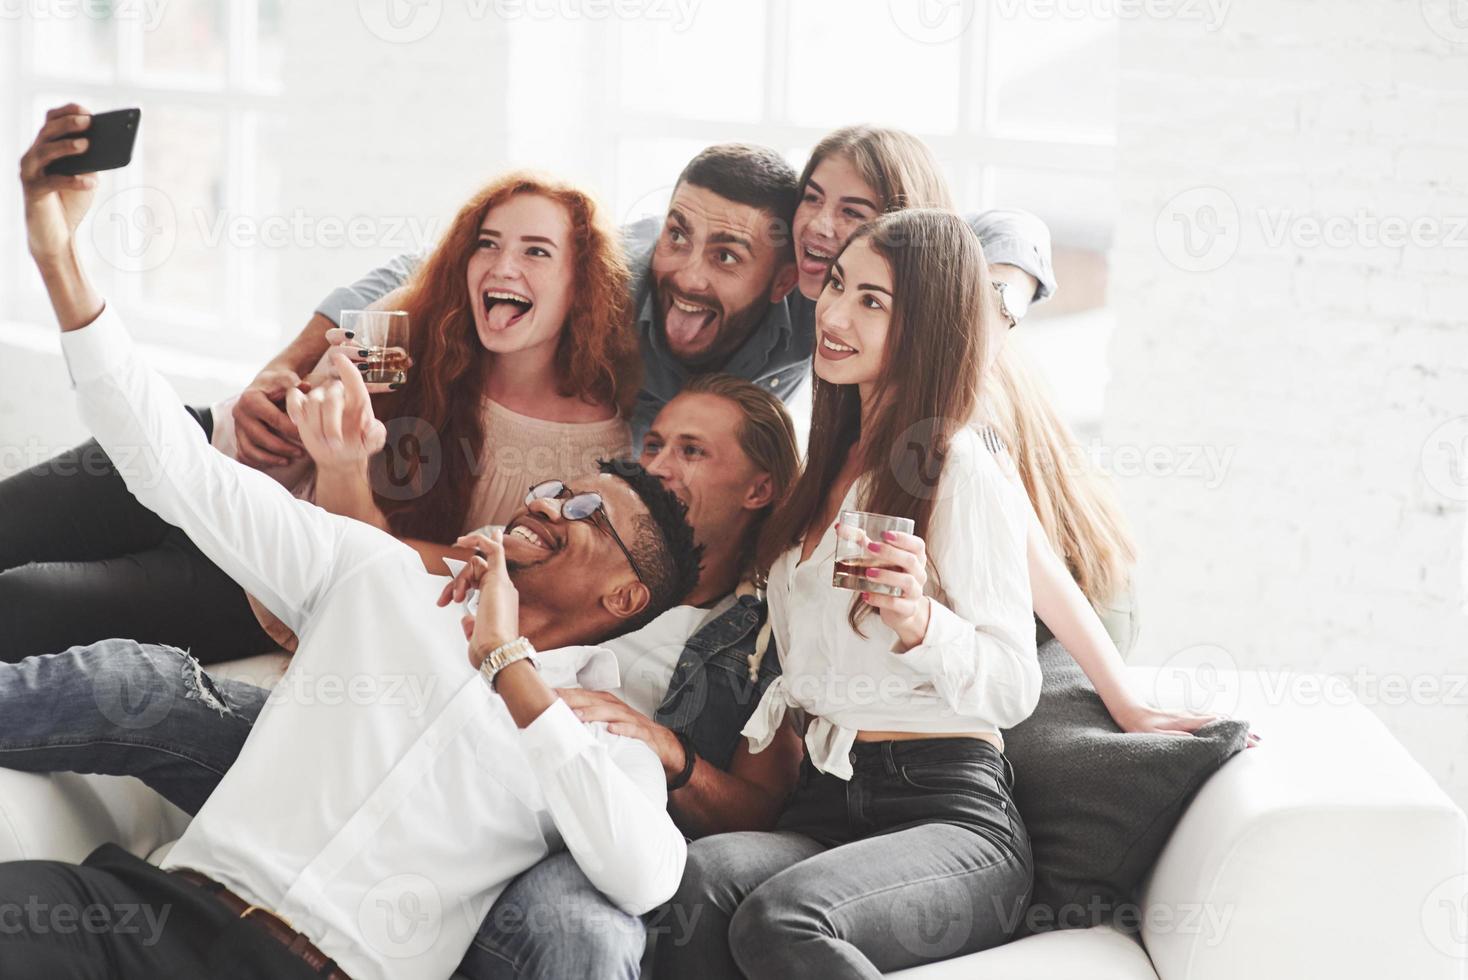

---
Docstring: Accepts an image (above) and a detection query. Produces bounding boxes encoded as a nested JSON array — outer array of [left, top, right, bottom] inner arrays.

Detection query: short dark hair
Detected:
[[675, 143, 800, 244], [597, 458, 704, 632]]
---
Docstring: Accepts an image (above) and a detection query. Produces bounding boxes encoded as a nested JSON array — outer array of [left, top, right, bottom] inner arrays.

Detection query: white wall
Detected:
[[273, 4, 512, 330], [1105, 0, 1468, 810]]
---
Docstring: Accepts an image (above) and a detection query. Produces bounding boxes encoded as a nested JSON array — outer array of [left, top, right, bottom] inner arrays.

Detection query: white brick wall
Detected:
[[1106, 0, 1468, 811]]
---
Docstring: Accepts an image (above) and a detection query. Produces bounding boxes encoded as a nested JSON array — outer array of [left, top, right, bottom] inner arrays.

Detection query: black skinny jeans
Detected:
[[0, 408, 276, 664]]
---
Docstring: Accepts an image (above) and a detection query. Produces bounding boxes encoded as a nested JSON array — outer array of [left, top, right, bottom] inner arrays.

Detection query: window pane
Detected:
[[787, 0, 961, 133], [619, 7, 767, 123], [988, 8, 1116, 141], [253, 0, 285, 85], [614, 137, 714, 231], [140, 0, 226, 82], [986, 166, 1115, 252], [139, 107, 227, 316], [31, 13, 115, 80], [250, 113, 286, 340]]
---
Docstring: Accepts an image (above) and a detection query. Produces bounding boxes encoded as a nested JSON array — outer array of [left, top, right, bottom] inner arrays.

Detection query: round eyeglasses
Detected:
[[524, 480, 647, 586]]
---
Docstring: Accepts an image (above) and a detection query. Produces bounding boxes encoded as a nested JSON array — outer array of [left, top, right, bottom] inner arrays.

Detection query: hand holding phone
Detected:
[[20, 104, 105, 264], [43, 107, 141, 176]]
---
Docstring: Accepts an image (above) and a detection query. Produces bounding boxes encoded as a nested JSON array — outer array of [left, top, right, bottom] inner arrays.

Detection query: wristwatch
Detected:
[[479, 636, 538, 689], [992, 280, 1019, 330]]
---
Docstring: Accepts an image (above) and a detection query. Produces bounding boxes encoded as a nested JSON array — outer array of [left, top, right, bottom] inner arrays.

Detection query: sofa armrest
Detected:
[[0, 770, 190, 865], [1136, 668, 1467, 980]]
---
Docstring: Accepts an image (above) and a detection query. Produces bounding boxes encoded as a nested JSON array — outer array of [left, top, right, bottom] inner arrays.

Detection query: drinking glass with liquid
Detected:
[[831, 510, 915, 595], [341, 310, 411, 387]]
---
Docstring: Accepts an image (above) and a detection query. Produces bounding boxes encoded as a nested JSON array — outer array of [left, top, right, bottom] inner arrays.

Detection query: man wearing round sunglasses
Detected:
[[441, 376, 805, 980], [3, 143, 725, 979], [0, 372, 803, 979], [526, 479, 651, 584], [451, 480, 653, 627]]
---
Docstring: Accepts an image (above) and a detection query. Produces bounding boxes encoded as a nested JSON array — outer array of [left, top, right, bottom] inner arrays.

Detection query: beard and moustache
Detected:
[[653, 280, 770, 369]]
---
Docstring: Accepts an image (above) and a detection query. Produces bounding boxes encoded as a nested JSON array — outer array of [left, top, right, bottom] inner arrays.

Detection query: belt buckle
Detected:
[[240, 903, 298, 933]]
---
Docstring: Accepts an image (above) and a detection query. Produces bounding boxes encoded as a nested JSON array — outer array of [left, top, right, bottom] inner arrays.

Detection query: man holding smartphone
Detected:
[[8, 103, 697, 980]]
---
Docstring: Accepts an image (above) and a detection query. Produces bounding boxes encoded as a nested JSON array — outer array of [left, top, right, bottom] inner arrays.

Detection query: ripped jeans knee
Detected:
[[0, 639, 269, 815], [175, 648, 235, 718]]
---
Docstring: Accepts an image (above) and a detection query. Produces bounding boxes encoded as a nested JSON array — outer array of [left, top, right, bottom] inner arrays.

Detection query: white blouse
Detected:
[[742, 426, 1041, 780]]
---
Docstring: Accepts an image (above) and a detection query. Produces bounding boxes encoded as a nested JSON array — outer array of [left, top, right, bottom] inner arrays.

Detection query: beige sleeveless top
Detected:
[[210, 393, 630, 534], [463, 398, 632, 531]]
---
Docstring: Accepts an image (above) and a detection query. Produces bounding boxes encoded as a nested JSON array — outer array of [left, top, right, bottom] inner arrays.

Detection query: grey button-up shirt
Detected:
[[315, 211, 1056, 448]]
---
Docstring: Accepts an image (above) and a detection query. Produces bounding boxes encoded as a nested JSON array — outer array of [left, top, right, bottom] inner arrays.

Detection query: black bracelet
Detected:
[[667, 731, 697, 791]]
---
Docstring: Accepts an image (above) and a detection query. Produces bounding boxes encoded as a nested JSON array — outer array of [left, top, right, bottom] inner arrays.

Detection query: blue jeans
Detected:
[[0, 640, 644, 980], [654, 738, 1034, 980]]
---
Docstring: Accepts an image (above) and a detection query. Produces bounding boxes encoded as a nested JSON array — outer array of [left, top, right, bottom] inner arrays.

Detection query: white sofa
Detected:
[[0, 660, 1464, 980]]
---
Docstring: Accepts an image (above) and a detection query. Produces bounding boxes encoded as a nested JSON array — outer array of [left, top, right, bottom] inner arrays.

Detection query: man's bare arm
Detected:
[[667, 719, 803, 837]]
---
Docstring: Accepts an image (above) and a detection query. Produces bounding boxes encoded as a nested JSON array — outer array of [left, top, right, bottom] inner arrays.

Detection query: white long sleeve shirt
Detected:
[[60, 307, 686, 980], [743, 426, 1041, 779]]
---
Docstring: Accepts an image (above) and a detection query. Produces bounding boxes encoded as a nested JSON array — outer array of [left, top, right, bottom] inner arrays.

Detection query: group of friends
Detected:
[[1, 104, 1240, 979]]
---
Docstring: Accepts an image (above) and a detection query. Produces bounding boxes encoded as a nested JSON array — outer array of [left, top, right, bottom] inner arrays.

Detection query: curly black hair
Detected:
[[597, 458, 704, 633]]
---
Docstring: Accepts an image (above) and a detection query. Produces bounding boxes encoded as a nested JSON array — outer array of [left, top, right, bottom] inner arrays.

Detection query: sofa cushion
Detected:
[[885, 923, 1157, 980], [206, 652, 291, 688], [1001, 637, 1249, 933]]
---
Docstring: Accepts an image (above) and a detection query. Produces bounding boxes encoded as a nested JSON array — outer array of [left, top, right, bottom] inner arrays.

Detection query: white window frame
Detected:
[[598, 0, 1115, 222], [4, 0, 282, 358]]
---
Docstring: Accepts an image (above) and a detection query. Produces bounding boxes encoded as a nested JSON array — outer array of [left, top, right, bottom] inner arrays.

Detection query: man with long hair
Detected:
[[0, 352, 805, 977]]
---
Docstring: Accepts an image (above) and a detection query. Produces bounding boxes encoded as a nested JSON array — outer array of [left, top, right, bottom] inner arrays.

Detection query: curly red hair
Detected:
[[371, 172, 639, 542]]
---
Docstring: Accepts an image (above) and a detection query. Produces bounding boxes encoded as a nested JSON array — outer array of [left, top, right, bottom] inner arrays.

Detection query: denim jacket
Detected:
[[653, 592, 782, 772]]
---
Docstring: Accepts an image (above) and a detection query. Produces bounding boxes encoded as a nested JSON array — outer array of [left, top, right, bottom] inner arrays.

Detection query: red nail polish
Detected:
[[865, 566, 879, 577], [866, 541, 881, 553], [882, 530, 896, 541]]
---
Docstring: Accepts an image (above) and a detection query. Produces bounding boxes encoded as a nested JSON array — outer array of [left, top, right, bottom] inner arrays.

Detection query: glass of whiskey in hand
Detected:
[[341, 309, 411, 387], [831, 510, 914, 596]]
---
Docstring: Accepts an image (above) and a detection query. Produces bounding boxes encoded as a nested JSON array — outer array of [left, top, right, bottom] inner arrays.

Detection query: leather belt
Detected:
[[170, 869, 352, 979]]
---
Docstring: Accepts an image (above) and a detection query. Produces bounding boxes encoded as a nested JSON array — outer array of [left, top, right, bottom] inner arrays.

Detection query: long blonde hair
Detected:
[[798, 124, 1136, 607], [983, 344, 1136, 606]]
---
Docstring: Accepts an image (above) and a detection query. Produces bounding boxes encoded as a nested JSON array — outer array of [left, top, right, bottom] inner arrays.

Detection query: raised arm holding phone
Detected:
[[8, 102, 691, 980]]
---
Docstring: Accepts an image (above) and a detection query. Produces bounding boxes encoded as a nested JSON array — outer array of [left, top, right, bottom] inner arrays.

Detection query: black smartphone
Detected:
[[44, 108, 141, 176]]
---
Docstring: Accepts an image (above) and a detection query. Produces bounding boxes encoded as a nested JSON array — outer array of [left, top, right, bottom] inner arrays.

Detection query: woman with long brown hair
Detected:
[[779, 123, 1217, 736], [660, 208, 1039, 978]]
